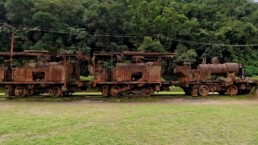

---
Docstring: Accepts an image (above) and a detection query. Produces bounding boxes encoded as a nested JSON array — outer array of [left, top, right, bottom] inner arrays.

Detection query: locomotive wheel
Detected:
[[227, 85, 238, 96], [190, 85, 199, 97], [110, 86, 120, 97], [198, 85, 209, 96], [142, 86, 154, 96], [48, 87, 62, 97], [14, 86, 28, 97]]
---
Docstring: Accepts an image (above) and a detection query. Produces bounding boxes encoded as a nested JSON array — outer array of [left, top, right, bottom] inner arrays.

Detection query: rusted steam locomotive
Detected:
[[174, 57, 257, 96], [0, 50, 90, 97], [92, 52, 175, 97], [0, 33, 256, 98], [0, 49, 256, 98]]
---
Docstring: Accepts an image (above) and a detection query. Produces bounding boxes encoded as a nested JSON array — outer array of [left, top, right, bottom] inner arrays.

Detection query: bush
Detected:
[[138, 37, 165, 52], [244, 65, 258, 77], [80, 76, 94, 81]]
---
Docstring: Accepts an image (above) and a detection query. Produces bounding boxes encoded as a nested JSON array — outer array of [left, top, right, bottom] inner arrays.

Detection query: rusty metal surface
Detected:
[[197, 63, 240, 74], [0, 45, 257, 98], [46, 64, 64, 82], [93, 52, 171, 84], [112, 62, 161, 83], [0, 50, 91, 97], [0, 33, 92, 97], [0, 69, 5, 81], [12, 68, 33, 82], [174, 61, 257, 97], [92, 51, 174, 96]]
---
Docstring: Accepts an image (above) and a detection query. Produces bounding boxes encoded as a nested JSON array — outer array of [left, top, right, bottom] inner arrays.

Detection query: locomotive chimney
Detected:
[[211, 57, 219, 64]]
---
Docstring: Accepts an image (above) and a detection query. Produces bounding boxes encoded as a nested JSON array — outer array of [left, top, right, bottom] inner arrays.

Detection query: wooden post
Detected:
[[10, 32, 14, 65]]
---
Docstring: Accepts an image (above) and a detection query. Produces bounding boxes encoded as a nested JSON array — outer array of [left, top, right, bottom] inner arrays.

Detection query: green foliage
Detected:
[[80, 76, 94, 81], [1, 0, 258, 74], [4, 0, 35, 24], [175, 44, 198, 64], [245, 65, 258, 77], [138, 37, 165, 52], [32, 11, 59, 28], [0, 1, 6, 20], [103, 60, 115, 71], [30, 33, 64, 52]]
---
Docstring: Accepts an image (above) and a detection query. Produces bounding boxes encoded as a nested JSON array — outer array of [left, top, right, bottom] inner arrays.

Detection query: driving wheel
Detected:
[[198, 85, 209, 96], [48, 87, 62, 97], [110, 86, 120, 97], [142, 86, 154, 96], [14, 86, 28, 97], [227, 85, 238, 96]]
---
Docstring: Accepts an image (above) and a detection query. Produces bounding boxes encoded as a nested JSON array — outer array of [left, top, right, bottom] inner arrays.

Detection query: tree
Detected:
[[138, 37, 165, 52], [0, 0, 258, 76], [5, 0, 35, 24], [174, 44, 198, 65]]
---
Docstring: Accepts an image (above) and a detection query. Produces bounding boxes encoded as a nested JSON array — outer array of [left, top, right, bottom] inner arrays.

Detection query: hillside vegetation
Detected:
[[0, 0, 258, 75]]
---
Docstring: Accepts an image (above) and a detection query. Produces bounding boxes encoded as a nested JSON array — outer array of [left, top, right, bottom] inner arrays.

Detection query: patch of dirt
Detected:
[[1, 95, 258, 106], [0, 134, 9, 144], [156, 97, 258, 105], [74, 97, 258, 105], [0, 102, 17, 110]]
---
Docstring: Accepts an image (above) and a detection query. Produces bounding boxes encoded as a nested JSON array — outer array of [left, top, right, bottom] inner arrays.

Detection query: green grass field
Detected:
[[1, 97, 258, 145]]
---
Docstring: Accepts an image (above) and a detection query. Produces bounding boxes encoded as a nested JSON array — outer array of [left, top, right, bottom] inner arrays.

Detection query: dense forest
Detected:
[[1, 0, 258, 76]]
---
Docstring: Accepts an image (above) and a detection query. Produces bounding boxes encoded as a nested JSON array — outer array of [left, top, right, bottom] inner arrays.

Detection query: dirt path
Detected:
[[160, 98, 258, 105], [1, 94, 258, 106]]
